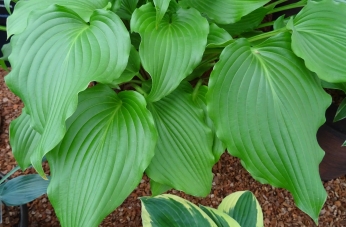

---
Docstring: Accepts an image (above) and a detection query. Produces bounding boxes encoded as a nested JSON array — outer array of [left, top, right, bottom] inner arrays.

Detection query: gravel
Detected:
[[1, 69, 345, 227]]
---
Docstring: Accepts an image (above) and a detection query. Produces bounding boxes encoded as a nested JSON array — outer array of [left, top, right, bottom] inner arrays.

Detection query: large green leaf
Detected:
[[6, 6, 131, 176], [47, 85, 157, 227], [146, 87, 214, 197], [218, 191, 263, 227], [9, 110, 41, 170], [207, 33, 331, 222], [219, 7, 269, 36], [141, 194, 218, 227], [153, 0, 171, 27], [131, 3, 209, 102], [7, 0, 109, 36], [0, 175, 49, 206], [287, 0, 346, 83], [181, 0, 270, 24]]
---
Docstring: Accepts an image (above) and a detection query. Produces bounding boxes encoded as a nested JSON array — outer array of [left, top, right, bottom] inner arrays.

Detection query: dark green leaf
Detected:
[[150, 179, 172, 196], [334, 99, 346, 122]]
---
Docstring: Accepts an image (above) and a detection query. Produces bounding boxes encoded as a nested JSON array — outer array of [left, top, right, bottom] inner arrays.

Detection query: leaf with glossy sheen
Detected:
[[153, 0, 171, 27], [47, 85, 157, 227], [7, 0, 108, 36], [131, 3, 208, 102], [0, 175, 49, 206], [219, 7, 269, 36], [146, 87, 214, 197], [182, 0, 270, 24], [199, 205, 241, 227], [9, 110, 41, 170], [207, 33, 331, 222], [207, 24, 232, 48], [141, 194, 217, 227], [287, 0, 346, 83], [218, 191, 263, 227], [6, 6, 131, 176]]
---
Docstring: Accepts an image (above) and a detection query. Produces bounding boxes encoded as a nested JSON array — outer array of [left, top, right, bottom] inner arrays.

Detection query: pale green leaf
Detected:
[[219, 7, 269, 36], [153, 0, 171, 27], [1, 175, 49, 206], [207, 33, 330, 222], [5, 6, 131, 176], [146, 87, 214, 197], [4, 0, 11, 14], [116, 0, 138, 20], [131, 3, 209, 102], [150, 179, 172, 196], [7, 0, 109, 37], [141, 194, 217, 227], [287, 0, 346, 83], [207, 24, 232, 48], [9, 110, 41, 170], [47, 85, 157, 227], [218, 191, 263, 227], [181, 0, 270, 24], [199, 205, 241, 227], [111, 45, 141, 85], [335, 98, 346, 122]]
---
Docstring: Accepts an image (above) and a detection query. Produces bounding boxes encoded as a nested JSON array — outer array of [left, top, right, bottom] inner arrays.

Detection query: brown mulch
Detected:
[[1, 69, 346, 227]]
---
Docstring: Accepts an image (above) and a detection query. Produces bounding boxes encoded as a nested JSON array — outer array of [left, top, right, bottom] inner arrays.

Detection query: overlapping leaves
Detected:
[[47, 85, 157, 227], [207, 33, 330, 222], [6, 5, 131, 175]]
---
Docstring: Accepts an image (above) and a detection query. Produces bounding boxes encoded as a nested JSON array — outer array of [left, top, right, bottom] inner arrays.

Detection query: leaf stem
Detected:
[[0, 166, 21, 185], [136, 73, 146, 81], [257, 21, 275, 28], [131, 83, 147, 97], [192, 79, 203, 101], [0, 26, 6, 31], [268, 0, 307, 14], [247, 27, 287, 43], [265, 0, 287, 10]]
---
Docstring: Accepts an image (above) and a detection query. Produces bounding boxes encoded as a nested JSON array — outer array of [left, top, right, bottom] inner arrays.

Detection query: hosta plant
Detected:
[[4, 0, 346, 226], [141, 191, 263, 227]]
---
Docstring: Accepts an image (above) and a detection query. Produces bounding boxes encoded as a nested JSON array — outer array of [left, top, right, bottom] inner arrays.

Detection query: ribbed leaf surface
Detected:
[[141, 194, 218, 227], [199, 205, 241, 227], [207, 33, 331, 222], [131, 3, 208, 102], [5, 6, 131, 175], [7, 0, 108, 36], [182, 0, 270, 24], [207, 24, 232, 48], [287, 0, 346, 83], [116, 0, 138, 20], [153, 0, 171, 26], [47, 85, 157, 227], [9, 110, 41, 169], [146, 87, 214, 197]]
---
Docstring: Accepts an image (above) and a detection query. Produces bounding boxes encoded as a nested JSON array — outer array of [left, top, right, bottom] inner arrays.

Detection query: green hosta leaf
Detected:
[[181, 0, 270, 24], [207, 33, 330, 222], [287, 0, 346, 83], [199, 206, 241, 227], [7, 0, 109, 37], [218, 191, 263, 227], [47, 85, 157, 227], [4, 0, 11, 14], [141, 194, 217, 227], [321, 81, 346, 93], [116, 0, 138, 20], [219, 7, 269, 36], [131, 3, 208, 102], [6, 6, 131, 176], [146, 87, 214, 197], [193, 85, 225, 162], [150, 179, 172, 196], [111, 45, 141, 85], [153, 0, 171, 27], [9, 110, 41, 170], [335, 99, 346, 122], [207, 24, 232, 48], [273, 15, 286, 30], [0, 175, 49, 206]]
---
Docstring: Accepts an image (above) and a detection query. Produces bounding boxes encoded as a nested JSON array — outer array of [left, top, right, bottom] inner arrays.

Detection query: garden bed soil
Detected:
[[1, 69, 346, 227]]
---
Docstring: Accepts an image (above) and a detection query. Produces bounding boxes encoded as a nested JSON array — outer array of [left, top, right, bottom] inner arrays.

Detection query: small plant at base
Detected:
[[3, 0, 346, 226]]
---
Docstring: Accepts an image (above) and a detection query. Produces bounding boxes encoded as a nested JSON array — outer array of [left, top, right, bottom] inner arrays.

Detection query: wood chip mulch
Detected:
[[1, 69, 346, 227]]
